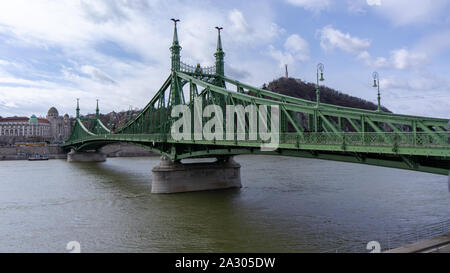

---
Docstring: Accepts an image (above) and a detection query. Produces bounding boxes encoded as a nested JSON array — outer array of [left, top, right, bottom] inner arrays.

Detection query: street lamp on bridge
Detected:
[[372, 71, 381, 112], [316, 63, 325, 107]]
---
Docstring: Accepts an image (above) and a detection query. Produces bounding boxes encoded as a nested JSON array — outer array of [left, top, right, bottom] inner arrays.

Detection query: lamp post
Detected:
[[372, 71, 381, 112], [316, 63, 325, 107]]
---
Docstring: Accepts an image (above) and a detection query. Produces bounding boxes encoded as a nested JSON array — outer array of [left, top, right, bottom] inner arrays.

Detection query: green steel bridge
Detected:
[[62, 21, 450, 176]]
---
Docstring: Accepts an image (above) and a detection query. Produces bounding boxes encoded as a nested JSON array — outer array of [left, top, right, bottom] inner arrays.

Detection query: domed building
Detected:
[[0, 106, 72, 144], [47, 107, 59, 118], [46, 107, 72, 143]]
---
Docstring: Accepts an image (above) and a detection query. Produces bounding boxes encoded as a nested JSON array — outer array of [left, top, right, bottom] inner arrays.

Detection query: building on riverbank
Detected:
[[0, 107, 71, 145], [0, 115, 51, 139], [46, 107, 71, 143]]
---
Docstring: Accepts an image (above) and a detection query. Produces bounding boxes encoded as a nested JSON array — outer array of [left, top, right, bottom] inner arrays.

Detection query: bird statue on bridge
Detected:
[[171, 18, 180, 25]]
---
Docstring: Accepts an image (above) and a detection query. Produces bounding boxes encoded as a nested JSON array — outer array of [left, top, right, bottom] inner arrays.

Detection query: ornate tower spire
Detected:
[[170, 18, 181, 72], [76, 98, 80, 118], [96, 99, 99, 118], [214, 26, 225, 76]]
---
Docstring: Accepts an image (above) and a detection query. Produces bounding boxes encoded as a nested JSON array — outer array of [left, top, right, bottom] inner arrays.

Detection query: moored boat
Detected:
[[28, 154, 49, 161]]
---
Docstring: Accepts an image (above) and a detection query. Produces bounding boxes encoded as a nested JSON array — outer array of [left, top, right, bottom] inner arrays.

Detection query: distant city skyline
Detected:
[[0, 0, 449, 118]]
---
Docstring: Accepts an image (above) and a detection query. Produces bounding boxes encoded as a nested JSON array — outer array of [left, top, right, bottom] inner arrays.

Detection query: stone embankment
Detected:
[[100, 143, 156, 157], [0, 145, 65, 160], [0, 143, 156, 160]]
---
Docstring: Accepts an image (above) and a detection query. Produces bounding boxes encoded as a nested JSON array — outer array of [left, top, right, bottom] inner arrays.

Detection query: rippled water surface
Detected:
[[0, 156, 448, 252]]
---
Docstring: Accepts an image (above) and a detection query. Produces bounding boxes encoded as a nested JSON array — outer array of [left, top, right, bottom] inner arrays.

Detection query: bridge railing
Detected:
[[64, 132, 450, 150], [180, 62, 216, 75], [280, 132, 450, 147]]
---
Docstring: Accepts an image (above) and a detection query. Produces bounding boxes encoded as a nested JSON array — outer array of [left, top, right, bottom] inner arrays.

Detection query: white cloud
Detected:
[[378, 71, 450, 118], [0, 59, 12, 66], [367, 0, 449, 26], [286, 0, 331, 12], [318, 25, 371, 54], [356, 50, 371, 62], [268, 34, 310, 68], [357, 50, 389, 68], [390, 49, 428, 70], [268, 46, 295, 68], [366, 0, 381, 6], [414, 30, 450, 58], [229, 9, 251, 35], [284, 34, 310, 61], [347, 0, 367, 14], [0, 1, 285, 116], [381, 75, 442, 91], [0, 0, 447, 120], [226, 9, 284, 45], [80, 65, 117, 85], [359, 48, 428, 70]]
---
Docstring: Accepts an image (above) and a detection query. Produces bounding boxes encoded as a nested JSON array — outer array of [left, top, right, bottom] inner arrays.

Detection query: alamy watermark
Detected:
[[366, 241, 381, 253], [66, 241, 81, 253], [64, 240, 381, 253], [170, 97, 280, 151]]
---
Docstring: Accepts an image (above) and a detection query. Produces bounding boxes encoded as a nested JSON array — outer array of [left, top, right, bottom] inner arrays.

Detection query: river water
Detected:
[[0, 156, 448, 253]]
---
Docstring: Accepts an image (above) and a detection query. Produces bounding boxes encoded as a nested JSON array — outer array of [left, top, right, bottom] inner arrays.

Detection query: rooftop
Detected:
[[0, 116, 49, 124]]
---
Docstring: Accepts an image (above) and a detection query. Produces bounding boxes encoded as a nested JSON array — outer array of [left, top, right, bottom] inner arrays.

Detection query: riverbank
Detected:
[[0, 143, 156, 161], [385, 233, 450, 253], [0, 144, 63, 161]]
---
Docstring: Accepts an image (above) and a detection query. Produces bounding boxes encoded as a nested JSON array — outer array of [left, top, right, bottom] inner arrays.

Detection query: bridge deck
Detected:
[[64, 132, 450, 157]]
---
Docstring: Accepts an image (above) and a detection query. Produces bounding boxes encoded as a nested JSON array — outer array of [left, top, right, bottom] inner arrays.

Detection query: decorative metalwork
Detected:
[[62, 19, 450, 175], [180, 62, 216, 75]]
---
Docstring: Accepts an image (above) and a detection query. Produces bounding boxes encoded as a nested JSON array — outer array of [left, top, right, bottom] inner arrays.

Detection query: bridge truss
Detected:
[[63, 21, 450, 175]]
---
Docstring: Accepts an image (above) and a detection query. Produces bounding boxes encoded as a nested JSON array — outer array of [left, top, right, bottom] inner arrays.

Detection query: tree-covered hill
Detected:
[[261, 77, 390, 112]]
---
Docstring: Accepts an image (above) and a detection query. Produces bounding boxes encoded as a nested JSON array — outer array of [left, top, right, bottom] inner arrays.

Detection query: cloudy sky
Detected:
[[0, 0, 449, 119]]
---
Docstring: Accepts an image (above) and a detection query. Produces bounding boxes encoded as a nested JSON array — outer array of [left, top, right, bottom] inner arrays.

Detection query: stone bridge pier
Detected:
[[151, 156, 242, 194], [67, 149, 106, 163]]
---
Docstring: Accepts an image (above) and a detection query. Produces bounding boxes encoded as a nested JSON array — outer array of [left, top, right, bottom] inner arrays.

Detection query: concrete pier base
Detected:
[[151, 156, 242, 194], [67, 149, 106, 163]]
